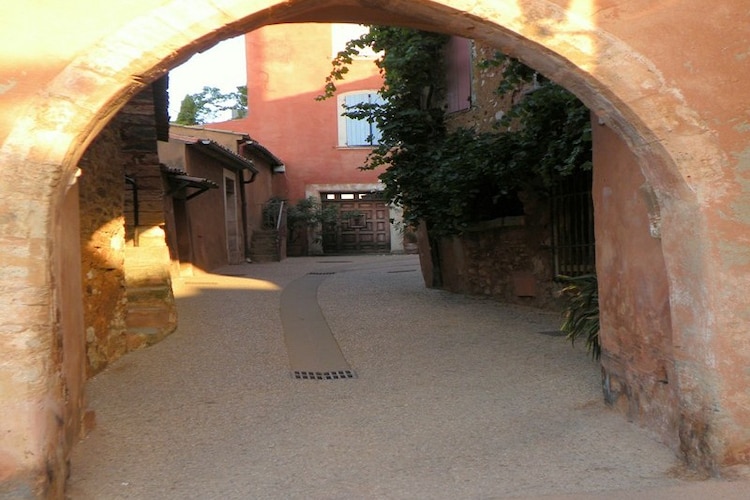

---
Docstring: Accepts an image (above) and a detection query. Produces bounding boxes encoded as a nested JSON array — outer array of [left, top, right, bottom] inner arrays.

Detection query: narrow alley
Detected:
[[66, 255, 744, 499]]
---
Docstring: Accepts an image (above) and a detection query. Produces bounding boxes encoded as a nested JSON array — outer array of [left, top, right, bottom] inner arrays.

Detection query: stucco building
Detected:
[[159, 125, 288, 272], [1, 1, 749, 497], [211, 23, 404, 254]]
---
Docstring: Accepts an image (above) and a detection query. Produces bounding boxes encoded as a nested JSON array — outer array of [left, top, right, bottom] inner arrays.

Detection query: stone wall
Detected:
[[78, 126, 129, 376], [117, 84, 178, 350], [77, 83, 177, 375], [436, 193, 560, 310], [435, 39, 559, 310], [446, 40, 515, 134]]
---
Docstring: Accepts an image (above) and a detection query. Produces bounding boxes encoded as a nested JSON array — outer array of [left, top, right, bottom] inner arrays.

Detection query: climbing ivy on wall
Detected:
[[319, 27, 592, 236]]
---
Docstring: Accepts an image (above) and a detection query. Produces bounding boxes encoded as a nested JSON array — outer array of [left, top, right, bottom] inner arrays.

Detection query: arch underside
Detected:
[[0, 2, 745, 495]]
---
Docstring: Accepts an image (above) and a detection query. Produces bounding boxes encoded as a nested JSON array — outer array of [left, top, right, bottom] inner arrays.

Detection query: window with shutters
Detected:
[[337, 91, 384, 147], [445, 36, 473, 113]]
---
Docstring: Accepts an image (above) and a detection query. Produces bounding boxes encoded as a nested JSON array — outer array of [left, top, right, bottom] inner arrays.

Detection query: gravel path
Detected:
[[66, 255, 748, 499]]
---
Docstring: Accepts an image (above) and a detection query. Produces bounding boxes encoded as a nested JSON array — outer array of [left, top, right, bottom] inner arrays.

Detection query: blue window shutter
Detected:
[[369, 93, 385, 145], [345, 94, 370, 146], [343, 92, 384, 146]]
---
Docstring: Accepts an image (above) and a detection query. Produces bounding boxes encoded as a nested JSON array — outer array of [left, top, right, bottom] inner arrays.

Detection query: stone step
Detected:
[[250, 230, 282, 262], [125, 305, 175, 329], [250, 253, 279, 263], [126, 285, 173, 302]]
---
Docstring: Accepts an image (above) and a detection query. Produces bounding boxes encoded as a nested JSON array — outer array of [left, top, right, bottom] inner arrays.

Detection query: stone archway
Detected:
[[1, 0, 749, 496]]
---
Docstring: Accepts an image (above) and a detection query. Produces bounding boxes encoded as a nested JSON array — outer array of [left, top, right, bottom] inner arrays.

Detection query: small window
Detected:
[[338, 91, 385, 147], [445, 36, 472, 113], [551, 170, 595, 276]]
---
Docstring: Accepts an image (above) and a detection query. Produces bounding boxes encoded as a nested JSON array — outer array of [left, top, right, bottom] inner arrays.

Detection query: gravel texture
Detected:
[[67, 255, 749, 499]]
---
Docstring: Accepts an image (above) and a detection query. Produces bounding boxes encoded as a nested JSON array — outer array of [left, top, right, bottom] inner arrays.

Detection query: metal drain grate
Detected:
[[308, 272, 335, 275], [293, 370, 357, 380]]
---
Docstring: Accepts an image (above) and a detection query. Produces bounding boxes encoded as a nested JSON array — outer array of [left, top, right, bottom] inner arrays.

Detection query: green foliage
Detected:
[[173, 85, 248, 124], [262, 197, 285, 229], [558, 274, 600, 360], [175, 94, 199, 125], [286, 197, 339, 248], [287, 197, 338, 227], [319, 27, 592, 236]]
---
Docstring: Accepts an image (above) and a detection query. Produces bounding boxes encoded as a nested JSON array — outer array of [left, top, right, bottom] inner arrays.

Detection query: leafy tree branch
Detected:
[[174, 85, 247, 125], [319, 27, 591, 236]]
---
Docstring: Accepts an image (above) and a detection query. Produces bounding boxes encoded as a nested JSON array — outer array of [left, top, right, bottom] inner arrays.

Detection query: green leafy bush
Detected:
[[559, 274, 600, 360], [286, 197, 338, 248]]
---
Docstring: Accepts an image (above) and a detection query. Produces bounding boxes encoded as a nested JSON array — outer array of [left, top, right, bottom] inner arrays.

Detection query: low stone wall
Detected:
[[423, 190, 562, 311]]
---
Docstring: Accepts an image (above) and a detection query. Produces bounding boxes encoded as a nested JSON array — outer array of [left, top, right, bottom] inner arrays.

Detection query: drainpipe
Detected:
[[239, 166, 256, 261]]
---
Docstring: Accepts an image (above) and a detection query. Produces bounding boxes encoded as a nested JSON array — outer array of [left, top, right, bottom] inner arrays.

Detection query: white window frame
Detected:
[[337, 90, 384, 147]]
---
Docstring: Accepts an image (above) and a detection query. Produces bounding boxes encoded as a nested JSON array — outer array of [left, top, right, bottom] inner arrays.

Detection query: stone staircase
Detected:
[[123, 238, 177, 350], [250, 229, 282, 262]]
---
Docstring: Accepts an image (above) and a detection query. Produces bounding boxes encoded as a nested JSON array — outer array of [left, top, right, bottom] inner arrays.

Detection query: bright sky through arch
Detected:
[[167, 36, 247, 122]]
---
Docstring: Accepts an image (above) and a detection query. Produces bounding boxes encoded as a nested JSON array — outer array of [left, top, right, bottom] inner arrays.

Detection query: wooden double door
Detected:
[[321, 192, 390, 254]]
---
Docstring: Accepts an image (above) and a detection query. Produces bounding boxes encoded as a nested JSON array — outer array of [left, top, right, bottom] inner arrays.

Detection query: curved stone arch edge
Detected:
[[0, 0, 740, 469]]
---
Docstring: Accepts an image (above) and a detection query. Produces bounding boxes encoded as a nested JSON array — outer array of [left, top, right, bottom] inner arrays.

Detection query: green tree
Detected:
[[175, 94, 199, 125], [173, 85, 247, 124], [320, 27, 591, 236]]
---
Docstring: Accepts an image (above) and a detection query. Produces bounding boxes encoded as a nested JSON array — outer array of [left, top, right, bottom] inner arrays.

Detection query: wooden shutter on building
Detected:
[[344, 93, 384, 146]]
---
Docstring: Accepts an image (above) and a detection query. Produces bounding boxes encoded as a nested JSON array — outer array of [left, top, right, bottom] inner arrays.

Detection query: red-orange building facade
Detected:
[[212, 23, 403, 254]]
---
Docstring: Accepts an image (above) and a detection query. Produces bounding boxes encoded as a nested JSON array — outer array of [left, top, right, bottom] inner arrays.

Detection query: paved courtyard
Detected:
[[67, 255, 749, 499]]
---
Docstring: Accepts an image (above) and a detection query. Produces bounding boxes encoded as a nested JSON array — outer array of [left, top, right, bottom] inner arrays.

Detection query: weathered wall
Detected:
[[78, 126, 128, 377], [439, 38, 558, 308], [160, 125, 288, 270], [172, 125, 289, 242], [211, 23, 384, 203], [117, 86, 177, 353], [446, 40, 516, 133], [51, 182, 86, 499], [1, 0, 749, 495], [437, 204, 558, 310], [593, 122, 680, 454], [184, 148, 233, 272]]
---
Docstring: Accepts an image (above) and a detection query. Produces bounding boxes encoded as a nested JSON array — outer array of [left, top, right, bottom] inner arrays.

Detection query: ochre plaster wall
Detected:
[[211, 23, 384, 203], [51, 183, 87, 498], [593, 121, 680, 454], [159, 125, 287, 270], [183, 148, 233, 272], [0, 0, 749, 496], [168, 125, 289, 239]]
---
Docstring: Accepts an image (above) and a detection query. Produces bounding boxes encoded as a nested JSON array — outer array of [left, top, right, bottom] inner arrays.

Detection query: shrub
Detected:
[[558, 274, 600, 360]]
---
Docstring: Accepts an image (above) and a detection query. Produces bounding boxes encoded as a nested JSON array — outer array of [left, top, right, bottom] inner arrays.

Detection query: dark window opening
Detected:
[[551, 169, 595, 276]]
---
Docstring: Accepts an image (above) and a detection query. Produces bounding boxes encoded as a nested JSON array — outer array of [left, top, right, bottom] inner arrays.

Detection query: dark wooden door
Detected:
[[322, 193, 390, 254]]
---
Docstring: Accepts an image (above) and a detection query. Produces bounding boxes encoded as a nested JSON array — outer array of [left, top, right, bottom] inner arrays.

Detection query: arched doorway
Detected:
[[1, 1, 748, 495]]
